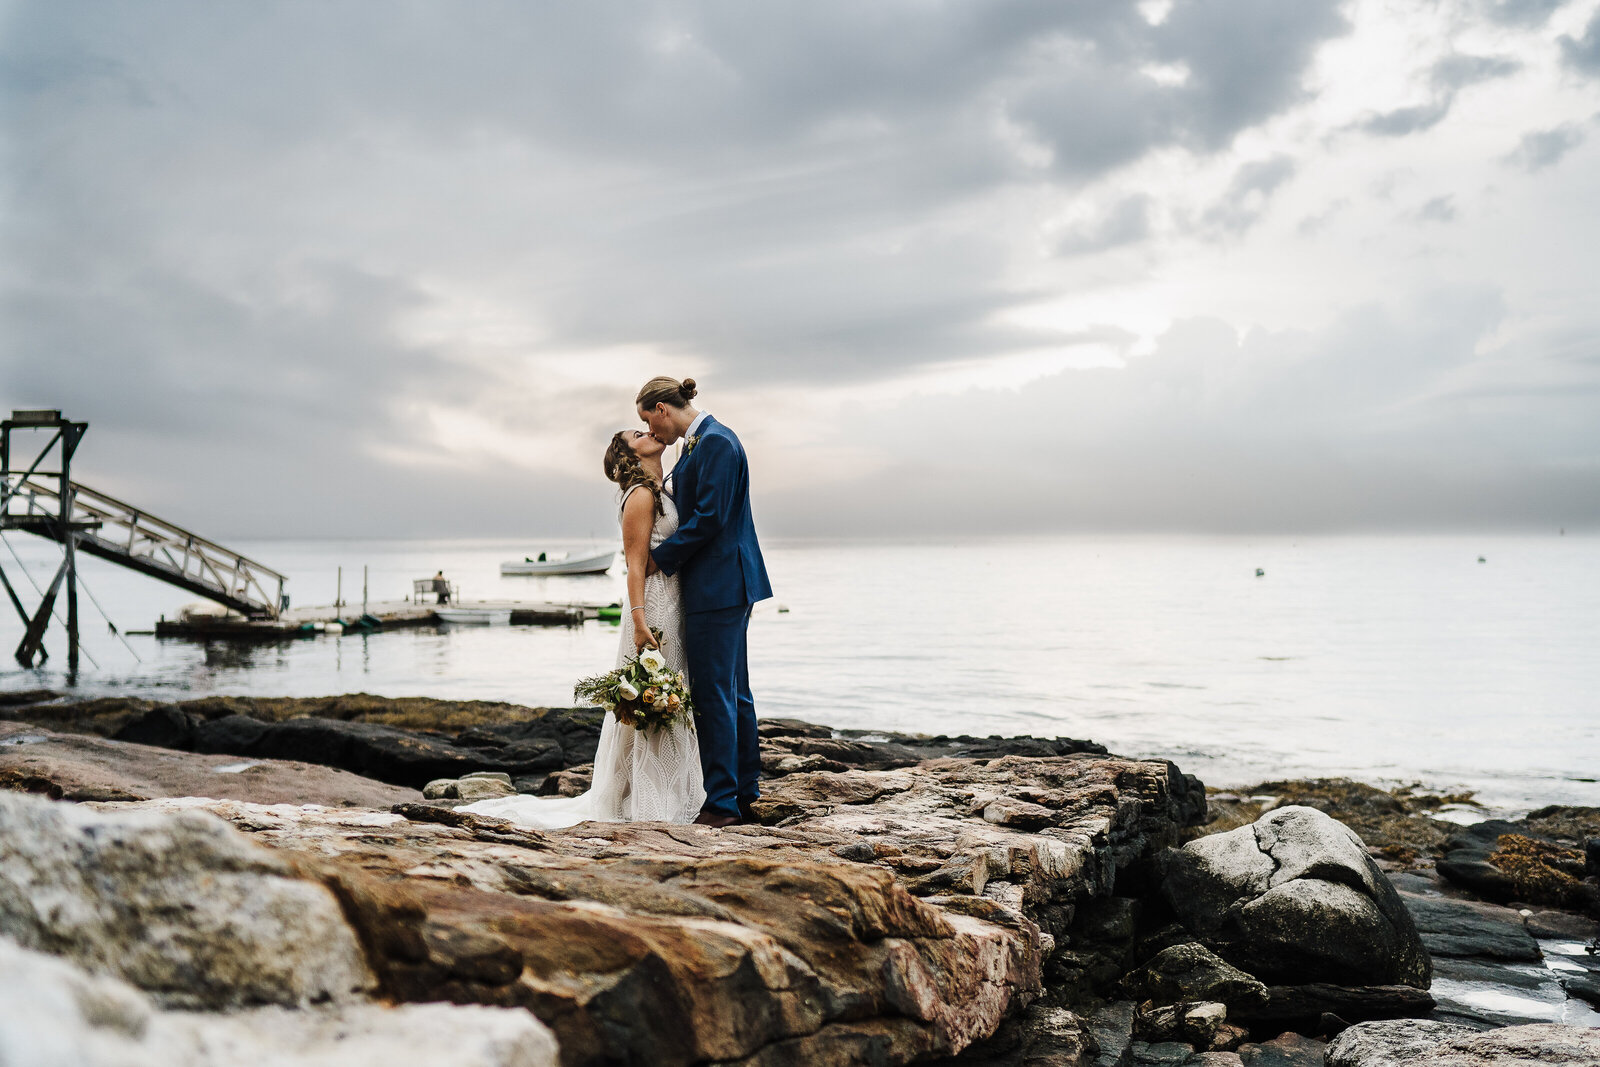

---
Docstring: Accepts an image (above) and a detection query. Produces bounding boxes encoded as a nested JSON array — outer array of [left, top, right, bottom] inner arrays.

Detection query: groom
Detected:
[[638, 376, 772, 827]]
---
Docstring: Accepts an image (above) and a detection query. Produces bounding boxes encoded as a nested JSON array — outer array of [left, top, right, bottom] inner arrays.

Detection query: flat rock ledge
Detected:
[[0, 742, 1203, 1067]]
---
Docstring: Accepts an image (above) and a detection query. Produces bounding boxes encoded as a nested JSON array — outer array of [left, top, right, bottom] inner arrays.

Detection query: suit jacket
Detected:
[[650, 415, 773, 613]]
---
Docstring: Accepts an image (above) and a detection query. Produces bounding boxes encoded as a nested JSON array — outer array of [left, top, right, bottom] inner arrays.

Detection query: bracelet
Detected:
[[630, 605, 647, 613]]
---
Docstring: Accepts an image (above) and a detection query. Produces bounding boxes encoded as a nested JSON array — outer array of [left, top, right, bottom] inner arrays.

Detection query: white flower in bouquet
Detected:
[[616, 677, 640, 701], [652, 693, 669, 710], [639, 648, 666, 672]]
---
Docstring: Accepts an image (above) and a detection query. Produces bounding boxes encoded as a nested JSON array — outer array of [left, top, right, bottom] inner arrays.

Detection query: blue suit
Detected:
[[651, 415, 772, 818]]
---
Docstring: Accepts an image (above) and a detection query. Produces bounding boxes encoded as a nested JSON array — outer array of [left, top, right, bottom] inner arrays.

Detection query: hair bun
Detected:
[[680, 377, 698, 400]]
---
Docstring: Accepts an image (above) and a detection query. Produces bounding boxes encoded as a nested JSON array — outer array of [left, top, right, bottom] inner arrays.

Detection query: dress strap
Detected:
[[619, 483, 655, 516]]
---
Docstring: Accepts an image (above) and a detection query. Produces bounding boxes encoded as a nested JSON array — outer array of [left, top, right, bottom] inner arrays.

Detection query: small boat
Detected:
[[500, 549, 616, 576], [435, 607, 513, 625]]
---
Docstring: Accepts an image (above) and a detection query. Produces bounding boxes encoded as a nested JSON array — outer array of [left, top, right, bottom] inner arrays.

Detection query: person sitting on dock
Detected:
[[432, 571, 451, 604]]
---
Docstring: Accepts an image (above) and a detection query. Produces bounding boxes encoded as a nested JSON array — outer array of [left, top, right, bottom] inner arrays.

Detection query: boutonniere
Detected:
[[682, 434, 701, 457]]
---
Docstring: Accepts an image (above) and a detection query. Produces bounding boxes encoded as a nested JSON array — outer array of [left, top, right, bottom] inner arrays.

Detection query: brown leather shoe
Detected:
[[693, 811, 741, 827]]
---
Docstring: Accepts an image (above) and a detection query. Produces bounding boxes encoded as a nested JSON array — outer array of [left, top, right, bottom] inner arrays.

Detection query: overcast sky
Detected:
[[2, 0, 1597, 539]]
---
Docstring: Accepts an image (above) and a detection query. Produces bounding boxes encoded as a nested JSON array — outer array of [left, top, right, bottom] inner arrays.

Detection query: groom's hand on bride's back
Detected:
[[644, 555, 660, 576]]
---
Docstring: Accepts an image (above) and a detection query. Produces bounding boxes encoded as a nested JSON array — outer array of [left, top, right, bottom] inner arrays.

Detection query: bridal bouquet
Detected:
[[574, 629, 695, 732]]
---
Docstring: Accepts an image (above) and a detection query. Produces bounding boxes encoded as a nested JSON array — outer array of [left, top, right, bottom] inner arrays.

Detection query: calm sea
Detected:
[[2, 533, 1595, 815]]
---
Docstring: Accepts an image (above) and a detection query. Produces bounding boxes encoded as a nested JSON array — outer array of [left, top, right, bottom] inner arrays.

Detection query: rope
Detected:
[[73, 568, 142, 663], [0, 532, 102, 670]]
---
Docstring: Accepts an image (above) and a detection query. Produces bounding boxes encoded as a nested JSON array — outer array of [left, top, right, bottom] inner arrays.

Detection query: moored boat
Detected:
[[499, 549, 616, 576], [434, 607, 514, 625]]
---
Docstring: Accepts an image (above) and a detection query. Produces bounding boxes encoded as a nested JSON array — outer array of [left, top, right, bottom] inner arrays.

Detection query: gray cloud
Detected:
[[1561, 10, 1600, 75], [1054, 194, 1153, 255], [1430, 53, 1522, 92], [0, 1, 1593, 538], [1358, 101, 1454, 137], [1479, 0, 1568, 25], [1357, 53, 1519, 137], [766, 288, 1600, 534], [1008, 0, 1348, 175], [1416, 195, 1458, 222], [1505, 122, 1586, 170], [1200, 155, 1297, 236]]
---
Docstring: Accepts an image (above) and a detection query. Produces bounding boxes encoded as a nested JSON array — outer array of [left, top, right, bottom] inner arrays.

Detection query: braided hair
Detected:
[[603, 432, 664, 518]]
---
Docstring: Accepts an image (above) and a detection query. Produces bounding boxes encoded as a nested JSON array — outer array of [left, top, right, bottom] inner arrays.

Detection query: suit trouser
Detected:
[[685, 602, 758, 818]]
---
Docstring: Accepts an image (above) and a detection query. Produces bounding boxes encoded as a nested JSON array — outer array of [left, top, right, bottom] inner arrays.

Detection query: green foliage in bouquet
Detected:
[[574, 627, 695, 732]]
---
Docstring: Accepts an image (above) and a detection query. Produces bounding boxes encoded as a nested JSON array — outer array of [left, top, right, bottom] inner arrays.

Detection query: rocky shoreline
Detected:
[[1, 691, 1597, 1066]]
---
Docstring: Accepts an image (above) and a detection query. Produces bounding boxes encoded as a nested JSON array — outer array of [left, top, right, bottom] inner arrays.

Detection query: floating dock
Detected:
[[153, 598, 617, 641]]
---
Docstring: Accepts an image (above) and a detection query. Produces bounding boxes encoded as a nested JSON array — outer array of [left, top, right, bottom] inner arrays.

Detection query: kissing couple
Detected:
[[463, 375, 772, 829]]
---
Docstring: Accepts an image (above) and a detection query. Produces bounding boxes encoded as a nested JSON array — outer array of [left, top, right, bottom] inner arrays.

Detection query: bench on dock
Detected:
[[413, 578, 458, 604]]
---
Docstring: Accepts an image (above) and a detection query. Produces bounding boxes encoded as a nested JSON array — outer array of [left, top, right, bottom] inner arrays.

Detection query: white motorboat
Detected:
[[434, 607, 513, 625], [499, 549, 616, 576]]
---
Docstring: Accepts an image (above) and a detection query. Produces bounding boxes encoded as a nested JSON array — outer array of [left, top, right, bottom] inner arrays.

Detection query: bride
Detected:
[[460, 429, 706, 828]]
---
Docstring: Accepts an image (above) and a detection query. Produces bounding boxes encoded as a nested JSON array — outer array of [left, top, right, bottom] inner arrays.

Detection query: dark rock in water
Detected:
[[1326, 1019, 1600, 1066], [0, 688, 58, 707], [1121, 943, 1268, 1009], [1232, 984, 1435, 1025], [1401, 893, 1541, 960], [1522, 906, 1600, 941], [757, 717, 833, 739], [112, 703, 201, 748], [1435, 849, 1519, 901], [1162, 806, 1431, 988], [916, 733, 1110, 760], [1587, 836, 1600, 878], [1564, 971, 1600, 1008], [191, 712, 270, 751], [1235, 1032, 1325, 1067]]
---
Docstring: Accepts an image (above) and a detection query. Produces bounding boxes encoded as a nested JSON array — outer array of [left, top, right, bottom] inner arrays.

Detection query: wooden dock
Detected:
[[153, 597, 618, 641]]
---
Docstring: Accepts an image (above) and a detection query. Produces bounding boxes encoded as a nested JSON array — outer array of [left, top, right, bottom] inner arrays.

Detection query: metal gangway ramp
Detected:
[[1, 410, 287, 668]]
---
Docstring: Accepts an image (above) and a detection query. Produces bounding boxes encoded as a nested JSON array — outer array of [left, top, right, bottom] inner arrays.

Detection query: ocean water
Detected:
[[2, 532, 1595, 814]]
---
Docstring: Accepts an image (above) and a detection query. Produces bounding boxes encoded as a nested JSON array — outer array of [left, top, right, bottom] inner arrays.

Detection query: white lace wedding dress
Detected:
[[460, 487, 705, 828]]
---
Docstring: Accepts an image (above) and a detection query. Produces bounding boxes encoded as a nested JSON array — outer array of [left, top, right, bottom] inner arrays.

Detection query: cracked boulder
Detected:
[[1161, 806, 1430, 988]]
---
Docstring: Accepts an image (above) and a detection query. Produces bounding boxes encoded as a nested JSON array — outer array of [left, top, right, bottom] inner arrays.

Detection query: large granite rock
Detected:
[[0, 935, 558, 1067], [1162, 806, 1430, 988], [1402, 893, 1541, 961], [1326, 1018, 1600, 1065], [0, 721, 420, 807], [0, 792, 375, 1008], [94, 745, 1201, 1067]]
